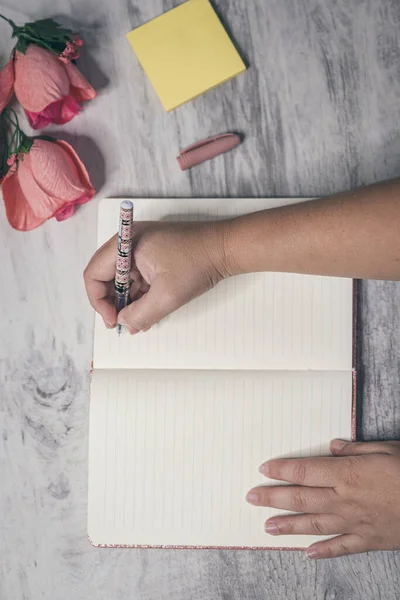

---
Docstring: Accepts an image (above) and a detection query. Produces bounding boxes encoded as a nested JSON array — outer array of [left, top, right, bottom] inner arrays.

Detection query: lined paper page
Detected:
[[93, 198, 353, 371], [88, 368, 353, 548]]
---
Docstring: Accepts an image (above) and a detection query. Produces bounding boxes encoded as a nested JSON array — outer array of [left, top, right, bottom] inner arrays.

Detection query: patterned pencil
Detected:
[[115, 200, 134, 335]]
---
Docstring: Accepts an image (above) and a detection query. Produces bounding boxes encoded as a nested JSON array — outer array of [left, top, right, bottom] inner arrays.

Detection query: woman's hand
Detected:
[[84, 221, 228, 333], [84, 178, 400, 331], [246, 440, 400, 559]]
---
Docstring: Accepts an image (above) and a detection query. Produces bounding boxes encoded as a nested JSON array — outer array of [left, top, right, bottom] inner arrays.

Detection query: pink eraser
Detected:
[[177, 133, 241, 170]]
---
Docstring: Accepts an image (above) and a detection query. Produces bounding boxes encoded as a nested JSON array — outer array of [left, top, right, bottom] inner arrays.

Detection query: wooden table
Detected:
[[1, 1, 399, 598]]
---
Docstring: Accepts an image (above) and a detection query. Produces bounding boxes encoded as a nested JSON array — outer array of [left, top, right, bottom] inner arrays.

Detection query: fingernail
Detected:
[[105, 321, 116, 329], [259, 462, 270, 476], [246, 491, 260, 505], [331, 439, 347, 451], [306, 548, 319, 559], [265, 521, 279, 535]]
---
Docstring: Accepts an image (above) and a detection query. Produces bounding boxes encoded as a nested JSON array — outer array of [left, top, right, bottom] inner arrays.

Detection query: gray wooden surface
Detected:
[[1, 0, 400, 598]]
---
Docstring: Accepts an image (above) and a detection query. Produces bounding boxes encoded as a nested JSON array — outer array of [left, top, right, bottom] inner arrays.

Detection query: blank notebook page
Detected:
[[88, 198, 354, 549], [89, 369, 352, 548]]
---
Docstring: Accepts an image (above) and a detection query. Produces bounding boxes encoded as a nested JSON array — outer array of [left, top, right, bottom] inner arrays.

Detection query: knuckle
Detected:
[[322, 543, 342, 559], [323, 541, 350, 559], [338, 541, 352, 556], [280, 519, 294, 534], [323, 545, 335, 559], [293, 462, 307, 484], [262, 494, 271, 506], [340, 461, 360, 487], [291, 490, 308, 513], [310, 517, 324, 535]]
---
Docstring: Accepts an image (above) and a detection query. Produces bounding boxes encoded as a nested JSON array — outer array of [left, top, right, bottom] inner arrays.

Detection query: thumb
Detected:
[[330, 439, 398, 456], [117, 275, 180, 333]]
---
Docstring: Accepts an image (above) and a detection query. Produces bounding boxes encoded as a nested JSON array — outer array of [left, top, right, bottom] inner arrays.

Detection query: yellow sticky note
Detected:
[[127, 0, 246, 111]]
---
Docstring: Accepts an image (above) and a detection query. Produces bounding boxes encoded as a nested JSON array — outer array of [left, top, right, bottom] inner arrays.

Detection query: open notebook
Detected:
[[88, 198, 355, 549]]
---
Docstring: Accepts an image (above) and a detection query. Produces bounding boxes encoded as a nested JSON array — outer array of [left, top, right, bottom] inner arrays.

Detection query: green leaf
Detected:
[[15, 37, 29, 54], [32, 18, 59, 28], [24, 18, 74, 42], [18, 134, 33, 155], [35, 135, 56, 143], [4, 16, 78, 58]]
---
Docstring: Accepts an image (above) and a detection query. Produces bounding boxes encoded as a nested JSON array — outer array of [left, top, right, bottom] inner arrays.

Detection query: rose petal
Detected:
[[25, 95, 81, 129], [55, 141, 95, 197], [18, 139, 95, 221], [57, 95, 81, 124], [55, 203, 76, 221], [0, 58, 15, 113], [54, 193, 93, 222], [1, 169, 46, 231], [14, 46, 70, 113], [28, 138, 92, 207], [25, 110, 53, 130], [25, 98, 63, 129], [64, 62, 96, 102], [16, 151, 68, 219]]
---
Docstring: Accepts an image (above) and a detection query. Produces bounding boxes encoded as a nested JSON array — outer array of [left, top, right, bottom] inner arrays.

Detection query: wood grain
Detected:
[[0, 0, 400, 598]]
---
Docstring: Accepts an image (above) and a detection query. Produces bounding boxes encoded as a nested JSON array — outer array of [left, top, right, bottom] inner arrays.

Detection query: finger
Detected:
[[260, 457, 340, 487], [265, 513, 346, 537], [118, 275, 181, 332], [96, 298, 117, 328], [246, 486, 338, 513], [306, 534, 366, 559], [330, 439, 400, 456], [84, 236, 118, 323], [85, 278, 117, 326], [84, 234, 118, 284]]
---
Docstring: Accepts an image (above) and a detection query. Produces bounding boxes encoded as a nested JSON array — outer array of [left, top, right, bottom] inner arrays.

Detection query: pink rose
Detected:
[[1, 138, 95, 230], [0, 44, 96, 129]]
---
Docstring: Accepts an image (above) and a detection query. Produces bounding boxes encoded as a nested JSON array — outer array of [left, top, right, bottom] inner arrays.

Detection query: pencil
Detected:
[[115, 200, 134, 335]]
